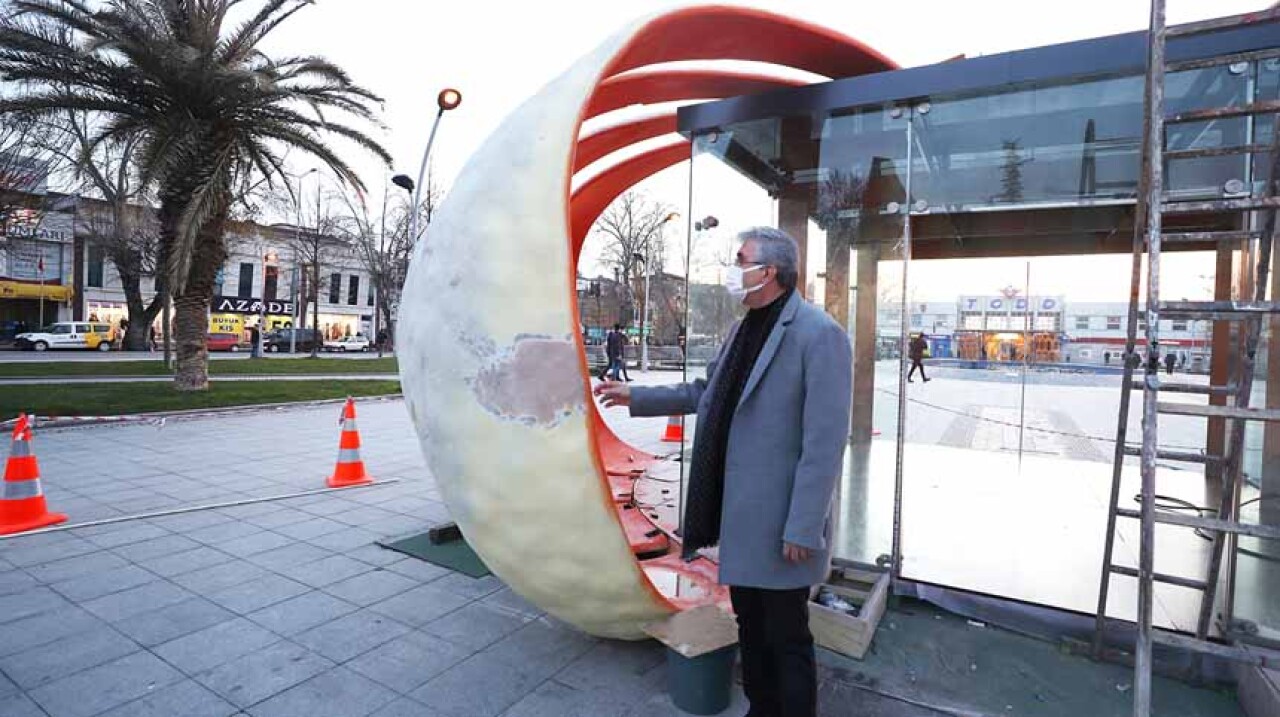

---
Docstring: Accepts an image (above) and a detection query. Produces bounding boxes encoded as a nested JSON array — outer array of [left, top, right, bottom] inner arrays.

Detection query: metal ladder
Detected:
[[1091, 4, 1280, 716]]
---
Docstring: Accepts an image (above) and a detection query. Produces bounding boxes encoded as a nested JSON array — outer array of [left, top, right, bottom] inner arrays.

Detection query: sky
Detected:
[[255, 0, 1264, 301]]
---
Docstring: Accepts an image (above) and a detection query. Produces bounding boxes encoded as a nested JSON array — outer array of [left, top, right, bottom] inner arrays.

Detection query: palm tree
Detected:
[[0, 0, 390, 389]]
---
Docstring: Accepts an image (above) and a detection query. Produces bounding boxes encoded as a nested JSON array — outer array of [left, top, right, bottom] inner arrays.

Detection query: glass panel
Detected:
[[687, 109, 909, 567], [1237, 320, 1280, 642], [683, 55, 1280, 621], [817, 106, 909, 567], [906, 66, 1248, 214]]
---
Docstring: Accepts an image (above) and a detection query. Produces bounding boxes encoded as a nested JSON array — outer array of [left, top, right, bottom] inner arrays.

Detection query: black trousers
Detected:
[[730, 585, 817, 717], [908, 357, 927, 381]]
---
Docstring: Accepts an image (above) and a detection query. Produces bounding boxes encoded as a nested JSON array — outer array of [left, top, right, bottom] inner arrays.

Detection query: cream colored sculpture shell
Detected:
[[397, 6, 894, 639], [397, 24, 671, 641]]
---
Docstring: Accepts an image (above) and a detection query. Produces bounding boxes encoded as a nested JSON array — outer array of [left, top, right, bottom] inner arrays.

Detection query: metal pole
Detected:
[[290, 265, 298, 350], [292, 174, 304, 354], [641, 244, 652, 372], [408, 108, 446, 247], [1135, 2, 1167, 714], [312, 176, 321, 358], [1018, 261, 1030, 467], [891, 105, 915, 585], [162, 299, 171, 369], [376, 179, 388, 358], [256, 254, 266, 358]]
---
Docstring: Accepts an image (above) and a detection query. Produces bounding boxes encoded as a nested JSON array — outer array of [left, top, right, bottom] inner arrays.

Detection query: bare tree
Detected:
[[338, 171, 441, 355], [52, 112, 168, 350], [0, 113, 70, 250], [592, 190, 676, 326], [287, 216, 346, 358]]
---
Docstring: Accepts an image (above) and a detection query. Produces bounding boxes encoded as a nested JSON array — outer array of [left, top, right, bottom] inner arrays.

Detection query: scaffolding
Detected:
[[1092, 4, 1280, 716]]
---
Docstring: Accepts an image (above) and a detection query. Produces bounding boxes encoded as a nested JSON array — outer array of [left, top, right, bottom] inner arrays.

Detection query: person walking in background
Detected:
[[618, 332, 634, 383], [1164, 350, 1176, 376], [908, 333, 930, 383], [604, 323, 625, 381], [596, 227, 851, 717]]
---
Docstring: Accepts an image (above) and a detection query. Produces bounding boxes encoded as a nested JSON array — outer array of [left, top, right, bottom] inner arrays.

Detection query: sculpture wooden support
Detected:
[[397, 5, 895, 639]]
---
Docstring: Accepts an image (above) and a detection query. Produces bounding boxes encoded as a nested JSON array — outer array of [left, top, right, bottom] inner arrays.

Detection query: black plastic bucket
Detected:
[[665, 643, 738, 715]]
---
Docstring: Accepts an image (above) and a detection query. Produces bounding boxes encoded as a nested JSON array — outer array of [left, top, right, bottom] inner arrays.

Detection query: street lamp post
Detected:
[[257, 250, 279, 357], [637, 212, 680, 372], [289, 168, 317, 354], [398, 88, 462, 249]]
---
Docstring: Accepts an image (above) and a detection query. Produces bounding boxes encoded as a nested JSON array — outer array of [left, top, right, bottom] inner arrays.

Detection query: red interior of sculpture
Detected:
[[568, 6, 896, 609]]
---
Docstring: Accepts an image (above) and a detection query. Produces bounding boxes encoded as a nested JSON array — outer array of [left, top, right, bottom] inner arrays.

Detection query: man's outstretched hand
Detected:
[[593, 380, 631, 408]]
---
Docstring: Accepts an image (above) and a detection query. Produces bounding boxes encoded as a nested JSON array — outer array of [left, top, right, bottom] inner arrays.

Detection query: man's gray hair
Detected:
[[738, 226, 800, 291]]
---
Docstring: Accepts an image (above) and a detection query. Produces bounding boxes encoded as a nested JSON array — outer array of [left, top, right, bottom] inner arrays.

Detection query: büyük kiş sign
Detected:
[[212, 295, 294, 315]]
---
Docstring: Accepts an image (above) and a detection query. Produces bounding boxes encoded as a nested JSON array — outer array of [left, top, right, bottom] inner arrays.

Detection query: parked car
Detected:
[[263, 328, 321, 353], [15, 322, 115, 351], [323, 334, 371, 352], [206, 333, 245, 352]]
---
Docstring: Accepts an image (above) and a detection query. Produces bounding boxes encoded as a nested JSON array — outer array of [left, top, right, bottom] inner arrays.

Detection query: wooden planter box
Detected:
[[807, 567, 891, 660]]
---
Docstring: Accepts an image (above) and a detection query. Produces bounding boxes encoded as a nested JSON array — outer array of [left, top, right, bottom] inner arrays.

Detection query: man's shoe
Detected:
[[907, 378, 914, 383], [924, 377, 931, 382]]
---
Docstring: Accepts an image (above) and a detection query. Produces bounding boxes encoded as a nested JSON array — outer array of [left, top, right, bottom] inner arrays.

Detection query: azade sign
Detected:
[[212, 295, 294, 315]]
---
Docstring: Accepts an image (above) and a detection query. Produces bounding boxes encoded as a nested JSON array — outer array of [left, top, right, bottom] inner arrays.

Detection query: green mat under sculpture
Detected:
[[378, 531, 491, 578]]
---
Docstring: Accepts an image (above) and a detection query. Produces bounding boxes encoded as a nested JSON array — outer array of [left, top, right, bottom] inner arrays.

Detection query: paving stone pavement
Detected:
[[0, 392, 735, 717], [0, 388, 911, 716]]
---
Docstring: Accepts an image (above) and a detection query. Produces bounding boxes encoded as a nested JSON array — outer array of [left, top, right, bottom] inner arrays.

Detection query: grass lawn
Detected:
[[0, 380, 401, 418], [0, 357, 398, 377]]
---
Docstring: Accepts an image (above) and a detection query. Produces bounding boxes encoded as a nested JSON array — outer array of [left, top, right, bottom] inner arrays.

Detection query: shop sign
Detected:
[[212, 295, 294, 315], [3, 239, 62, 281], [960, 296, 1062, 313], [209, 314, 245, 335]]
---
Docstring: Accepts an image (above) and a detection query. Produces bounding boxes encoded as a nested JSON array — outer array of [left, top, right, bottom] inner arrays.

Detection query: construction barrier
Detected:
[[1, 414, 67, 535], [327, 398, 373, 488]]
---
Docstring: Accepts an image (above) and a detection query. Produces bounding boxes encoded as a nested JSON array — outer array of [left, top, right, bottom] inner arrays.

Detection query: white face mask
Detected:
[[725, 264, 766, 301]]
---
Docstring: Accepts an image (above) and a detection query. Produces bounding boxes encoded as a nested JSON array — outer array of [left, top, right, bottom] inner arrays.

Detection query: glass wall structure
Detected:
[[683, 31, 1279, 643]]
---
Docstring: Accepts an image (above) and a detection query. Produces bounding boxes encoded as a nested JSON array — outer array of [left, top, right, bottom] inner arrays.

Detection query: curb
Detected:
[[0, 393, 405, 431], [0, 373, 400, 384]]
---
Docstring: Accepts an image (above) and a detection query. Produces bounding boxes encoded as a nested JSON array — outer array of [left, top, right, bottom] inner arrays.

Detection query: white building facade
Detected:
[[0, 201, 77, 338]]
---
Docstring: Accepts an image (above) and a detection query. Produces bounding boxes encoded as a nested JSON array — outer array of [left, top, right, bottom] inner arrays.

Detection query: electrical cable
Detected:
[[877, 386, 1209, 453], [1131, 493, 1279, 564]]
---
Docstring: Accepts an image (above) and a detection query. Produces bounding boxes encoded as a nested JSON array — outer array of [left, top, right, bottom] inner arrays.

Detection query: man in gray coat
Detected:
[[595, 227, 852, 717]]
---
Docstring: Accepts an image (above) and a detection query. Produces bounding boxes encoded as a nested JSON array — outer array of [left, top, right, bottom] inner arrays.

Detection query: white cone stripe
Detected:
[[2, 479, 42, 500], [343, 419, 358, 431], [337, 449, 363, 463], [8, 440, 31, 457]]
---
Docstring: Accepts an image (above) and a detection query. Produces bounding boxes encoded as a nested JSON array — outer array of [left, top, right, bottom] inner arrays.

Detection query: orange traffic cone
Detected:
[[1, 414, 67, 535], [660, 415, 684, 443], [327, 398, 373, 488]]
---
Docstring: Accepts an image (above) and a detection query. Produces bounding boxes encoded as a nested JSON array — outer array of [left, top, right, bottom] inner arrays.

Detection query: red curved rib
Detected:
[[570, 141, 690, 259], [585, 69, 808, 120], [601, 6, 897, 80], [574, 115, 677, 173]]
